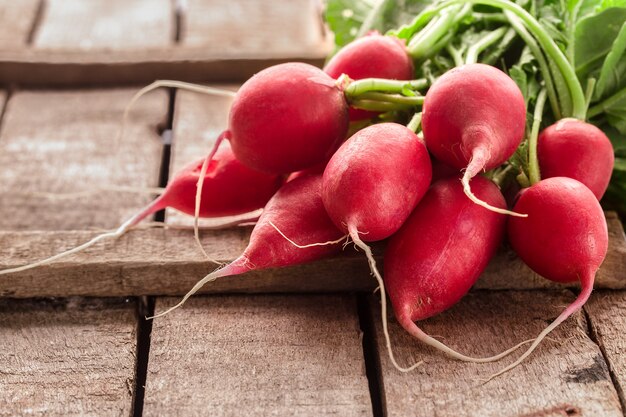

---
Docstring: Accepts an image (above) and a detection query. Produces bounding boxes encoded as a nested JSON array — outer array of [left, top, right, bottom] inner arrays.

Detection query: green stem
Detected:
[[350, 100, 415, 112], [517, 171, 531, 188], [344, 78, 429, 97], [492, 164, 515, 188], [482, 27, 518, 66], [504, 11, 561, 120], [407, 112, 423, 132], [587, 84, 626, 118], [528, 88, 547, 185], [446, 44, 464, 67], [407, 4, 472, 59], [465, 27, 508, 65], [356, 0, 394, 38], [584, 78, 596, 115], [431, 0, 586, 119], [352, 92, 425, 106], [471, 12, 508, 23]]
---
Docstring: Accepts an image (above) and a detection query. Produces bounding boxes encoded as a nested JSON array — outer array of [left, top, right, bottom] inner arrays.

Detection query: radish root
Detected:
[[269, 221, 349, 248], [483, 273, 594, 383], [463, 147, 527, 217], [348, 224, 423, 373]]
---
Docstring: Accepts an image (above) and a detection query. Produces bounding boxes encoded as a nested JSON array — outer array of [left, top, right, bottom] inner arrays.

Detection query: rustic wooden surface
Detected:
[[0, 297, 138, 416], [0, 88, 166, 231], [0, 0, 39, 50], [586, 290, 626, 410], [34, 0, 173, 50], [369, 291, 624, 417], [0, 0, 329, 86], [181, 0, 328, 55], [144, 294, 372, 416], [0, 212, 624, 297]]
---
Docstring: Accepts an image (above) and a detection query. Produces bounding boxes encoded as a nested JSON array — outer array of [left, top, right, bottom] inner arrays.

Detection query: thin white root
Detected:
[[147, 265, 232, 319], [0, 208, 145, 276], [462, 172, 527, 217], [193, 134, 227, 265], [349, 225, 423, 373], [13, 185, 165, 200], [139, 214, 260, 230], [269, 221, 349, 248], [117, 80, 237, 149]]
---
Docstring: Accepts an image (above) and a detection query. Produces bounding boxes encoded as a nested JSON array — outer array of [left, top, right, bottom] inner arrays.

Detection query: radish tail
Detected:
[[396, 313, 534, 363], [0, 197, 165, 276], [349, 225, 423, 373], [116, 80, 236, 149], [485, 271, 595, 382], [462, 147, 527, 217], [148, 259, 249, 319], [270, 221, 349, 248], [193, 132, 228, 265], [140, 213, 260, 231]]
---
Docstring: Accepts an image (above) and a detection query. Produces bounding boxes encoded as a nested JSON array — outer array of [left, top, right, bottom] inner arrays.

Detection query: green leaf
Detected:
[[324, 0, 377, 48], [594, 22, 626, 100], [575, 7, 626, 82], [324, 0, 432, 49]]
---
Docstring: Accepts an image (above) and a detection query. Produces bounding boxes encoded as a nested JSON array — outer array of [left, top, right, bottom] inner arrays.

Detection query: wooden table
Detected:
[[1, 2, 625, 416]]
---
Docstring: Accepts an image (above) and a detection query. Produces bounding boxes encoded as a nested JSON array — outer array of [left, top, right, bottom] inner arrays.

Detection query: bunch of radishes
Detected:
[[2, 0, 617, 378]]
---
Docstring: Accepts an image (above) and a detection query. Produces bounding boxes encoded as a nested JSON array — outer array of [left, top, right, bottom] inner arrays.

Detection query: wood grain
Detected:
[[143, 294, 372, 416], [180, 0, 329, 56], [0, 211, 624, 297], [586, 290, 626, 410], [33, 0, 172, 50], [0, 297, 137, 416], [0, 88, 166, 231], [369, 291, 623, 417], [0, 0, 39, 50]]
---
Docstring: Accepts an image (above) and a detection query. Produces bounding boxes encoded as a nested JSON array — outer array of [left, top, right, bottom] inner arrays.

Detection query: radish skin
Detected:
[[385, 177, 530, 362], [421, 64, 526, 216], [491, 177, 608, 379], [322, 122, 432, 371], [537, 118, 614, 200], [152, 175, 345, 318], [324, 32, 414, 120], [229, 63, 349, 174]]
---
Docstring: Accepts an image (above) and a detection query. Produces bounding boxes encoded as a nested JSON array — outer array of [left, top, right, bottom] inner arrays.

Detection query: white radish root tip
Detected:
[[461, 172, 527, 217], [269, 221, 349, 248], [348, 225, 422, 373]]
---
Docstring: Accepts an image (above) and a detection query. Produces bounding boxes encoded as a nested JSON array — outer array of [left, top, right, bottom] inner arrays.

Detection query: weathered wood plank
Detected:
[[0, 0, 39, 50], [33, 0, 172, 50], [0, 297, 137, 416], [181, 0, 329, 56], [586, 290, 626, 410], [0, 211, 624, 297], [143, 294, 372, 416], [0, 88, 167, 231], [369, 291, 623, 417]]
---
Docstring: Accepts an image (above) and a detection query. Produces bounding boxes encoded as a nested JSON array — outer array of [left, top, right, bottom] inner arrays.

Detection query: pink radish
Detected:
[[153, 174, 346, 317], [421, 63, 526, 216], [537, 118, 614, 200], [321, 122, 432, 370], [385, 177, 527, 363], [0, 138, 283, 276], [324, 32, 414, 120], [490, 177, 608, 378], [228, 63, 349, 174]]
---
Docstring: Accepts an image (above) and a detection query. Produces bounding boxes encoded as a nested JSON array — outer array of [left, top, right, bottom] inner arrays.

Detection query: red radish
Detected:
[[324, 32, 414, 120], [321, 122, 432, 370], [0, 136, 283, 276], [491, 177, 608, 378], [385, 177, 527, 362], [537, 118, 614, 200], [421, 63, 526, 216], [134, 140, 283, 220], [228, 63, 349, 174], [152, 174, 346, 318]]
